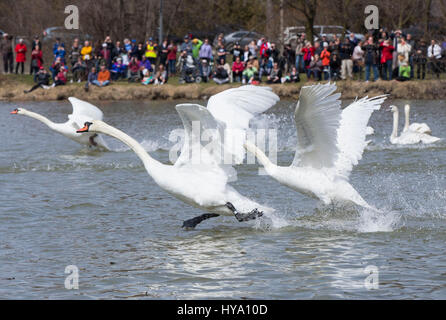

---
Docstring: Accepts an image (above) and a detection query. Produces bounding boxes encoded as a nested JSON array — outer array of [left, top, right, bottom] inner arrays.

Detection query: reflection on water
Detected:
[[0, 99, 445, 299]]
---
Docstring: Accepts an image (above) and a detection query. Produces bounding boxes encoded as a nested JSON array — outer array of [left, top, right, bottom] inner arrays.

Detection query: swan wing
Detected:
[[292, 83, 342, 168], [174, 103, 236, 182], [409, 123, 431, 135], [68, 97, 104, 128], [207, 85, 280, 163], [334, 95, 387, 178]]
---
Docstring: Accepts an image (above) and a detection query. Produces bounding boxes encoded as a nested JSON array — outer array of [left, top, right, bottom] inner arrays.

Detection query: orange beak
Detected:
[[76, 124, 89, 133], [10, 109, 18, 114]]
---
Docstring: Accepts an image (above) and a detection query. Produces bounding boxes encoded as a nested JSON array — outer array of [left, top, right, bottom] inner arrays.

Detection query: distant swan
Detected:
[[390, 105, 440, 145], [11, 97, 109, 150], [244, 83, 386, 209], [77, 86, 280, 229], [403, 104, 432, 135]]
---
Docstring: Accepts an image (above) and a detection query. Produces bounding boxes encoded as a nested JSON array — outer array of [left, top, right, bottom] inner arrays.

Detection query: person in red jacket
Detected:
[[15, 38, 27, 74], [232, 56, 245, 82], [301, 41, 315, 72], [380, 39, 394, 80]]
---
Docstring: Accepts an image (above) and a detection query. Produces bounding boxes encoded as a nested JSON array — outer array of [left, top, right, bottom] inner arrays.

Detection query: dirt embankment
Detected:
[[1, 76, 446, 102]]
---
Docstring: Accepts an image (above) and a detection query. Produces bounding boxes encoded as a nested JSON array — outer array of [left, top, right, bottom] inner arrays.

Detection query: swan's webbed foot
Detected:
[[89, 134, 98, 147], [225, 202, 263, 222], [182, 213, 220, 230]]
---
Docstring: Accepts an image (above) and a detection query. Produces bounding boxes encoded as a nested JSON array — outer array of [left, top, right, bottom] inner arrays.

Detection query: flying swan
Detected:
[[390, 105, 440, 145], [77, 86, 280, 229], [11, 97, 109, 150], [244, 82, 386, 209]]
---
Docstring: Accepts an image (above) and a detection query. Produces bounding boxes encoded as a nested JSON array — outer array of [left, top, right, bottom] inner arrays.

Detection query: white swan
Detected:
[[244, 83, 386, 209], [11, 97, 109, 150], [390, 105, 440, 145], [77, 86, 280, 228], [403, 104, 432, 134]]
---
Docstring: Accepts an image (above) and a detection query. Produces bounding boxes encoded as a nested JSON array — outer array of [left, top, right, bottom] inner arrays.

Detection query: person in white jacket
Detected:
[[427, 40, 442, 78], [397, 38, 412, 64]]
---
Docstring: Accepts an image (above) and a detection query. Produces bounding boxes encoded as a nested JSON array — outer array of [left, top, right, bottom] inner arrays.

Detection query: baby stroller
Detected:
[[179, 55, 202, 84]]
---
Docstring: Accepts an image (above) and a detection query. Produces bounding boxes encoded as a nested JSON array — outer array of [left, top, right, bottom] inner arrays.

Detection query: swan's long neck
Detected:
[[391, 109, 399, 138], [21, 110, 56, 130], [244, 140, 275, 171], [94, 122, 165, 176], [403, 105, 410, 132]]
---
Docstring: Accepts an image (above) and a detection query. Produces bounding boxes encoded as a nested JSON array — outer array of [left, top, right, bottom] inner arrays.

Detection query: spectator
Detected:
[[267, 62, 282, 84], [134, 42, 145, 61], [390, 29, 403, 70], [320, 43, 331, 80], [72, 57, 87, 82], [69, 38, 82, 68], [50, 57, 64, 80], [167, 40, 177, 75], [330, 53, 341, 80], [87, 66, 97, 86], [406, 34, 415, 78], [231, 42, 243, 62], [101, 43, 111, 69], [380, 39, 395, 80], [180, 35, 193, 56], [283, 43, 295, 73], [199, 58, 212, 83], [154, 64, 168, 85], [1, 33, 14, 74], [31, 35, 43, 51], [243, 45, 251, 63], [159, 39, 169, 67], [199, 38, 212, 62], [248, 40, 257, 57], [289, 66, 300, 82], [213, 58, 230, 84], [232, 56, 245, 82], [104, 36, 115, 67], [140, 56, 153, 76], [92, 64, 111, 87], [339, 38, 354, 80], [14, 38, 27, 74], [352, 41, 364, 80], [52, 66, 67, 87], [30, 45, 43, 76], [81, 41, 93, 63], [427, 39, 442, 79], [295, 36, 305, 72], [191, 38, 203, 60], [216, 43, 227, 63], [52, 38, 65, 61], [413, 39, 427, 80], [111, 40, 123, 63], [397, 38, 411, 65], [302, 41, 314, 72], [24, 67, 51, 93], [307, 54, 322, 81], [110, 57, 126, 80], [145, 38, 157, 66], [362, 36, 380, 82], [395, 55, 411, 81], [242, 60, 257, 84], [128, 56, 141, 82]]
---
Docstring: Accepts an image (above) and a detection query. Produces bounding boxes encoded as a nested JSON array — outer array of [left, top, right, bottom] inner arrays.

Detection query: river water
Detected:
[[0, 98, 445, 299]]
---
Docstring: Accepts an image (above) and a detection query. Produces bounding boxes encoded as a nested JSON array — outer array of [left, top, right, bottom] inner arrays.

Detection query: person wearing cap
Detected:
[[0, 33, 14, 74], [191, 38, 203, 60], [14, 38, 27, 74], [180, 35, 193, 56]]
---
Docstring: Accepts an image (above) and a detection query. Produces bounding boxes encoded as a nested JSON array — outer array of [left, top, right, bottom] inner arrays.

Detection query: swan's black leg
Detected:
[[89, 134, 98, 147], [225, 202, 263, 222], [182, 213, 220, 229]]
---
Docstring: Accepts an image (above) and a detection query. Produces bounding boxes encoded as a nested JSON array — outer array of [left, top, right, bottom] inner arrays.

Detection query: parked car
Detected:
[[42, 26, 92, 43], [213, 30, 264, 51], [284, 25, 364, 45]]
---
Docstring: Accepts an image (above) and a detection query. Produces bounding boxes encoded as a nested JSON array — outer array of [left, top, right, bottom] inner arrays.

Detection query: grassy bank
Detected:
[[1, 74, 446, 102]]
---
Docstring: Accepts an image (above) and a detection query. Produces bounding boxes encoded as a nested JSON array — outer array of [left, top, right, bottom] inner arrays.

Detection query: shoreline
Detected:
[[1, 75, 446, 102]]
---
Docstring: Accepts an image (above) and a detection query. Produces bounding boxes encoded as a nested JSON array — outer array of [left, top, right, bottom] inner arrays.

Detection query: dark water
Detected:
[[1, 98, 445, 299]]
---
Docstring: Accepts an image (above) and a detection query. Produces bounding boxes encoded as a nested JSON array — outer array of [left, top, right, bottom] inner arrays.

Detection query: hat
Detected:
[[192, 39, 198, 44], [184, 35, 189, 39], [102, 43, 107, 47], [39, 66, 44, 70], [323, 42, 328, 47], [131, 39, 136, 43]]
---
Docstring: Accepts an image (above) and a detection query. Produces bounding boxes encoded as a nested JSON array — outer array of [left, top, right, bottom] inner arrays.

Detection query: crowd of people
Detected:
[[0, 28, 445, 93]]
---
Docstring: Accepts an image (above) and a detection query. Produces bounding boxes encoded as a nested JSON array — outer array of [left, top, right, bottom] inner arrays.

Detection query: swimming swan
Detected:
[[11, 97, 109, 150], [77, 86, 280, 229], [244, 83, 386, 209], [403, 104, 432, 135], [390, 105, 440, 145]]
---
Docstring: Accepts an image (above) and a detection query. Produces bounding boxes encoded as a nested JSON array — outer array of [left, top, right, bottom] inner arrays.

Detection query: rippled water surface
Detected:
[[1, 98, 445, 299]]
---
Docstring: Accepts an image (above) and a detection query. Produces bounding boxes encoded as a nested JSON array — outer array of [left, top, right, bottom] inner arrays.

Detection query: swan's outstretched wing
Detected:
[[68, 97, 104, 129], [174, 104, 237, 182], [292, 83, 342, 168], [334, 95, 387, 178], [206, 85, 279, 162]]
